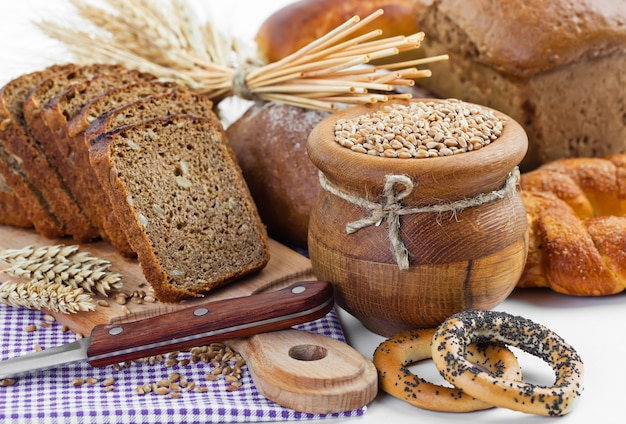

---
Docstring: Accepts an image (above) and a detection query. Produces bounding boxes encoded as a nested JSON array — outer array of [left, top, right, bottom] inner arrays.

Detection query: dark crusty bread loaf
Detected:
[[226, 101, 330, 247], [0, 64, 78, 238], [89, 115, 270, 302], [411, 0, 626, 170], [37, 70, 157, 255]]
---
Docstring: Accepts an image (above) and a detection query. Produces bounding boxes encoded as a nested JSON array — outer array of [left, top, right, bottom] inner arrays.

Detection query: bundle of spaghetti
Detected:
[[37, 0, 447, 111]]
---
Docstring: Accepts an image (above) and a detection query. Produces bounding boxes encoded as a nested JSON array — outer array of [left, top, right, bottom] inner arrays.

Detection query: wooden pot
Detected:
[[306, 99, 529, 336]]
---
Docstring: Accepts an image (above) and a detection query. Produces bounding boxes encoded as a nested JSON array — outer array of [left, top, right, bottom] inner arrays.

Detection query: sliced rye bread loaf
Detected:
[[37, 70, 157, 255], [83, 90, 216, 142], [89, 115, 270, 302], [67, 81, 183, 137], [0, 162, 32, 228], [0, 64, 78, 238], [20, 63, 128, 241], [62, 81, 187, 257], [82, 90, 216, 259]]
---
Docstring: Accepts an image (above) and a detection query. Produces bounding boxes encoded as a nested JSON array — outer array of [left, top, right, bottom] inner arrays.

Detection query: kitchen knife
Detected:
[[0, 280, 334, 380]]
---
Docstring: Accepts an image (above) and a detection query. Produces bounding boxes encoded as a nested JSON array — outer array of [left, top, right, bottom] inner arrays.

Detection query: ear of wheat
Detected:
[[36, 0, 448, 111], [0, 244, 122, 313], [0, 280, 95, 314]]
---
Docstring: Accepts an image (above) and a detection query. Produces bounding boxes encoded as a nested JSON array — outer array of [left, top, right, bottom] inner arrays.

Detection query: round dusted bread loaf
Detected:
[[226, 101, 330, 248]]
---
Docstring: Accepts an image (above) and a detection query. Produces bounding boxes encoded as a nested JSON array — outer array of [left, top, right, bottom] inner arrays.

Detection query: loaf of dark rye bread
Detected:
[[89, 115, 270, 302], [38, 70, 158, 255], [0, 64, 79, 238], [411, 0, 626, 170], [226, 102, 330, 247], [21, 63, 131, 241]]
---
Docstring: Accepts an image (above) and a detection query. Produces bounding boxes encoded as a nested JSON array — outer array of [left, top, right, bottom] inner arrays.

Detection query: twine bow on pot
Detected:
[[318, 168, 521, 270]]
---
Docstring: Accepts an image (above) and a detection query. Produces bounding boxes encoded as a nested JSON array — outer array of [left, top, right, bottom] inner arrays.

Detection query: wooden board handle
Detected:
[[229, 329, 378, 414]]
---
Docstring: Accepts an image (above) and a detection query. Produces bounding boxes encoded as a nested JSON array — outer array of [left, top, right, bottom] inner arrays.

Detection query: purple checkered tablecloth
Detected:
[[0, 305, 366, 423]]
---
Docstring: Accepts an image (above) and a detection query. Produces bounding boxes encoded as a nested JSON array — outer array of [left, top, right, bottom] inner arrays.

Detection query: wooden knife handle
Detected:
[[86, 280, 333, 366]]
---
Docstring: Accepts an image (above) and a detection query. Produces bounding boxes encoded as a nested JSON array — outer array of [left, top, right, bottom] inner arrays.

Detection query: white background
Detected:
[[1, 1, 625, 423]]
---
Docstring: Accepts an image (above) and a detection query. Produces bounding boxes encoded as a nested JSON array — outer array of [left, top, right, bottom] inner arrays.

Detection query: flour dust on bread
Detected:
[[89, 115, 270, 302], [226, 101, 330, 248]]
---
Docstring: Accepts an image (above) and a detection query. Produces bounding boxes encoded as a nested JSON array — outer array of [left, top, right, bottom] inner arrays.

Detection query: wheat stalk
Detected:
[[36, 0, 448, 111], [0, 244, 79, 265], [0, 244, 122, 297], [0, 279, 95, 313]]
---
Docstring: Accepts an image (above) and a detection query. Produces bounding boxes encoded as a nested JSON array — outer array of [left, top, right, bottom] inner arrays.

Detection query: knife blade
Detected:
[[0, 280, 334, 380]]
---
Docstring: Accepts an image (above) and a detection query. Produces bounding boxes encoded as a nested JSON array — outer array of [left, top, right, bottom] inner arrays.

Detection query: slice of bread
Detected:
[[37, 70, 157, 255], [89, 115, 270, 302], [63, 82, 192, 257], [84, 90, 216, 142], [0, 64, 77, 238], [19, 63, 128, 241]]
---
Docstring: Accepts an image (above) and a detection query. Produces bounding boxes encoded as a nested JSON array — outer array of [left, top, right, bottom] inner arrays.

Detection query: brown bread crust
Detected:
[[255, 0, 419, 63], [67, 81, 183, 138], [413, 0, 626, 79], [411, 0, 626, 170], [0, 162, 32, 228], [38, 70, 157, 254], [83, 90, 215, 144], [226, 102, 329, 247], [0, 64, 77, 238]]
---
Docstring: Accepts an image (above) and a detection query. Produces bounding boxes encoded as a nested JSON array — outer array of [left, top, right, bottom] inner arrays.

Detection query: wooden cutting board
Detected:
[[0, 225, 315, 334], [0, 225, 378, 414]]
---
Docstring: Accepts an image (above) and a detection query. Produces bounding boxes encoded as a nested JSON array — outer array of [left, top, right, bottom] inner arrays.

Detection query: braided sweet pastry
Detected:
[[519, 154, 626, 295]]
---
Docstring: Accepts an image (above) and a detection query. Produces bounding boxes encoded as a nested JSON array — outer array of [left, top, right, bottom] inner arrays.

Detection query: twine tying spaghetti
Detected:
[[232, 62, 262, 102], [38, 3, 449, 112], [318, 167, 521, 270]]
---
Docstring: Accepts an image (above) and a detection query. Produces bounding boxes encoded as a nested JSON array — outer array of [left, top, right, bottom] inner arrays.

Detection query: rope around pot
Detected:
[[318, 168, 521, 269]]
